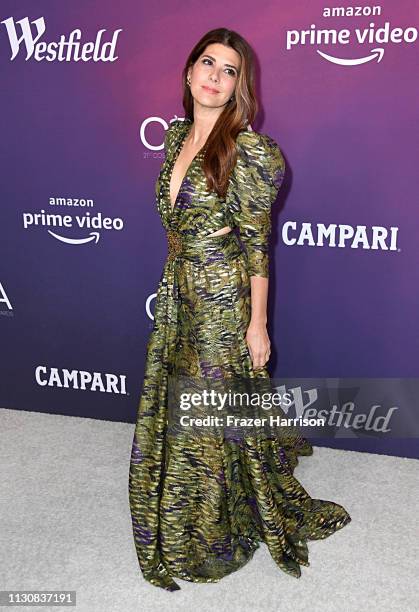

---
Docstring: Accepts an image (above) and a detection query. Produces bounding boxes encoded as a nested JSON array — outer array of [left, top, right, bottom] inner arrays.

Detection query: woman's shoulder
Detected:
[[236, 128, 283, 159], [164, 117, 191, 151], [166, 117, 191, 137], [235, 128, 285, 187]]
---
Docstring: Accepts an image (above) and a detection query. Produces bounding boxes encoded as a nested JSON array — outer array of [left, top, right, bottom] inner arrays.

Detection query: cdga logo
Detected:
[[1, 16, 122, 62], [140, 116, 185, 151]]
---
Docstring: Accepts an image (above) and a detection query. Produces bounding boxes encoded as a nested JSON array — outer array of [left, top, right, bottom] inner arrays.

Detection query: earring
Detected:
[[187, 77, 191, 86]]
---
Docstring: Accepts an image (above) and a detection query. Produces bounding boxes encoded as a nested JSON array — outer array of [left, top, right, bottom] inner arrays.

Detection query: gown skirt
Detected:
[[128, 228, 352, 592]]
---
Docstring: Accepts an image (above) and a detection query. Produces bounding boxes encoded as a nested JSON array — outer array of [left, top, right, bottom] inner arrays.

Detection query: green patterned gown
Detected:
[[129, 118, 351, 591]]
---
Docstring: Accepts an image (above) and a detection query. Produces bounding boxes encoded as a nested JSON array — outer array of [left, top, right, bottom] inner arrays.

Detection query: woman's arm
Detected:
[[246, 276, 270, 368], [226, 131, 285, 369]]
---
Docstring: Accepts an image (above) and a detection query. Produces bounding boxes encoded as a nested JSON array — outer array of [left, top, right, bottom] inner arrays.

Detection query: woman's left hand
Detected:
[[245, 322, 271, 369]]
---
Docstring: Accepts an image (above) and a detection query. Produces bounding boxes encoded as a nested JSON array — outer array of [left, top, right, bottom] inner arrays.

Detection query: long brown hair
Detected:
[[182, 28, 258, 199]]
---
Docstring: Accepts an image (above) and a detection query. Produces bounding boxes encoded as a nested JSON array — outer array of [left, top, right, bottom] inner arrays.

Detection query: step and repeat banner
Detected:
[[1, 2, 418, 458]]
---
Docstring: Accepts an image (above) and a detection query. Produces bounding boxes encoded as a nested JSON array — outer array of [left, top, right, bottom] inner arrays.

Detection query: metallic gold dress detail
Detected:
[[129, 118, 351, 591]]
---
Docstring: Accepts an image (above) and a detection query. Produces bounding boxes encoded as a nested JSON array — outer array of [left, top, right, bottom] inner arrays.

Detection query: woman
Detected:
[[129, 28, 351, 592]]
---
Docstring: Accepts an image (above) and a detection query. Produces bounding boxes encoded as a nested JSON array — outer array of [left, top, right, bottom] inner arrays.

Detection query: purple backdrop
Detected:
[[1, 1, 418, 458]]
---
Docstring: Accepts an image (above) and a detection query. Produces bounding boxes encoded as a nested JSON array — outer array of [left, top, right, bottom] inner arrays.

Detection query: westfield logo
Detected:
[[1, 16, 122, 62]]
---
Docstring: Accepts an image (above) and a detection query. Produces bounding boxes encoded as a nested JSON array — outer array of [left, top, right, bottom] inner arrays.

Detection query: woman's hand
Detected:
[[246, 321, 271, 369]]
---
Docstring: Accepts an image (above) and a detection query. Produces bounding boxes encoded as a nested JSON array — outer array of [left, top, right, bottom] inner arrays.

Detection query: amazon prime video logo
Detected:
[[22, 202, 124, 245]]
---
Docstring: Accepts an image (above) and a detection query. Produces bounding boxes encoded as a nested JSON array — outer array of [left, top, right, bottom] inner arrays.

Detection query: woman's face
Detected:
[[187, 42, 241, 110]]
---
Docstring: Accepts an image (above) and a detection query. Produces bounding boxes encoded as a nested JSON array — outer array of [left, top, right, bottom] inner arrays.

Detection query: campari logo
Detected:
[[35, 365, 128, 394], [1, 16, 122, 62], [282, 221, 400, 251]]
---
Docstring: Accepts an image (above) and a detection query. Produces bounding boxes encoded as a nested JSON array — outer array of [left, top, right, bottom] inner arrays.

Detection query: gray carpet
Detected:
[[1, 407, 418, 612]]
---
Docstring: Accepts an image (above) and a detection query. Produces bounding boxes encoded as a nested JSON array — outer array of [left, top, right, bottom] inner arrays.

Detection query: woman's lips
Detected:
[[202, 85, 219, 94]]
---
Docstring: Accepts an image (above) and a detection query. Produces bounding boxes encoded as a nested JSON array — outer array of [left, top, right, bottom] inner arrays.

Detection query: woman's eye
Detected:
[[202, 58, 236, 77]]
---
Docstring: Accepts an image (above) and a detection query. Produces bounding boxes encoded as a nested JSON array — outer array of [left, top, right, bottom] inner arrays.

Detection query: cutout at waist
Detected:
[[205, 226, 232, 237], [166, 227, 242, 263]]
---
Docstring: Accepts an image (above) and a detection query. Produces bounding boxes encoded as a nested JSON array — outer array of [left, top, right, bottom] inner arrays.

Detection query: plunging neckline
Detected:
[[168, 121, 205, 214]]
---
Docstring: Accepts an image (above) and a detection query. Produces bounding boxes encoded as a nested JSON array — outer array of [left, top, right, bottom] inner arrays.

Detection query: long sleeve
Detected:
[[226, 131, 285, 278]]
